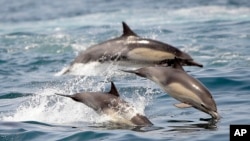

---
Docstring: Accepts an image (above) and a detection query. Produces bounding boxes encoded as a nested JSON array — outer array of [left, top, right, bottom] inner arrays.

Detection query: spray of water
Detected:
[[1, 62, 154, 127]]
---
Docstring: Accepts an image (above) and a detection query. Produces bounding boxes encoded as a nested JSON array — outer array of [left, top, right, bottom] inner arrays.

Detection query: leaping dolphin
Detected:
[[121, 59, 220, 120], [55, 82, 153, 126], [62, 22, 202, 74]]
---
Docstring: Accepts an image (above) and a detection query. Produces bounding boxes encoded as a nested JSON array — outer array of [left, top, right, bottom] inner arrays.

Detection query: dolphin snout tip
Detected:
[[210, 111, 221, 121], [119, 69, 137, 74], [187, 60, 203, 68]]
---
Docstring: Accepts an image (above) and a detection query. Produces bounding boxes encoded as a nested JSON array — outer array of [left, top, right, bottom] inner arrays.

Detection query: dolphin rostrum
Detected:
[[62, 22, 202, 74], [121, 59, 220, 120], [55, 82, 153, 126]]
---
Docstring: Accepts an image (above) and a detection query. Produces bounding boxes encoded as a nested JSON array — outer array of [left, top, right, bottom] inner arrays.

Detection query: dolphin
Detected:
[[121, 59, 220, 120], [62, 22, 202, 74], [55, 82, 153, 126]]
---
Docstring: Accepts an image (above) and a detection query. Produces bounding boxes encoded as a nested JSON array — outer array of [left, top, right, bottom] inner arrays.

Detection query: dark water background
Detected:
[[1, 0, 250, 140]]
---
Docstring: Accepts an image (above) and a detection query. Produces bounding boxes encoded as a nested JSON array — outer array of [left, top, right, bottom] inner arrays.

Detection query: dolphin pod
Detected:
[[62, 22, 202, 74], [56, 82, 153, 126], [57, 22, 220, 126], [121, 58, 220, 120]]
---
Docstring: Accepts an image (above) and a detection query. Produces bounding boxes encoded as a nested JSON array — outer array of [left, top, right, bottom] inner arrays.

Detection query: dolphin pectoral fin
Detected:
[[174, 103, 192, 108]]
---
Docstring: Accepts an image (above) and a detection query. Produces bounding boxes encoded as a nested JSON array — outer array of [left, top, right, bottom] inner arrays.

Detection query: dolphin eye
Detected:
[[201, 104, 207, 109]]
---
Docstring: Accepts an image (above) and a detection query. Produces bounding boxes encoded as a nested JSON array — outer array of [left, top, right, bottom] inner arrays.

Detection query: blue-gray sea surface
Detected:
[[1, 0, 250, 140]]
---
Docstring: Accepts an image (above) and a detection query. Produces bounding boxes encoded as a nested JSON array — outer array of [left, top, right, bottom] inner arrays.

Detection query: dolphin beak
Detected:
[[120, 69, 147, 77], [186, 60, 203, 68], [210, 111, 221, 120], [120, 69, 137, 74], [120, 69, 148, 78]]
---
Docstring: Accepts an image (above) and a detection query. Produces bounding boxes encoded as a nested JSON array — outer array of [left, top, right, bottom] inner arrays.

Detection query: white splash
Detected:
[[55, 60, 153, 76], [1, 88, 107, 125], [0, 77, 152, 126], [55, 62, 99, 76]]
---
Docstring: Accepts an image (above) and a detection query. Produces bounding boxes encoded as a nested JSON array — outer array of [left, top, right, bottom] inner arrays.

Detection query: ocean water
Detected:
[[1, 0, 250, 140]]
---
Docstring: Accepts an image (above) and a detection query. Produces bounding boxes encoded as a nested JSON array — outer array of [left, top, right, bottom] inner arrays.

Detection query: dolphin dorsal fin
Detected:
[[122, 22, 138, 37], [108, 82, 120, 97]]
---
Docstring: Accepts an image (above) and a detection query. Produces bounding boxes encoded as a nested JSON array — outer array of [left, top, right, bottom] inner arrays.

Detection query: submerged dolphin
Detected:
[[55, 82, 153, 126], [121, 59, 220, 120], [62, 22, 202, 74]]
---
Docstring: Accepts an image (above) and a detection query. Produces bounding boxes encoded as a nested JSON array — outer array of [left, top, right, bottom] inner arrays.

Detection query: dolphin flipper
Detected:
[[174, 103, 192, 108]]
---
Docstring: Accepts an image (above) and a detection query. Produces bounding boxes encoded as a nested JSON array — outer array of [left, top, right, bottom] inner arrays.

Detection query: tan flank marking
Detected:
[[163, 83, 202, 105], [127, 48, 175, 61]]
